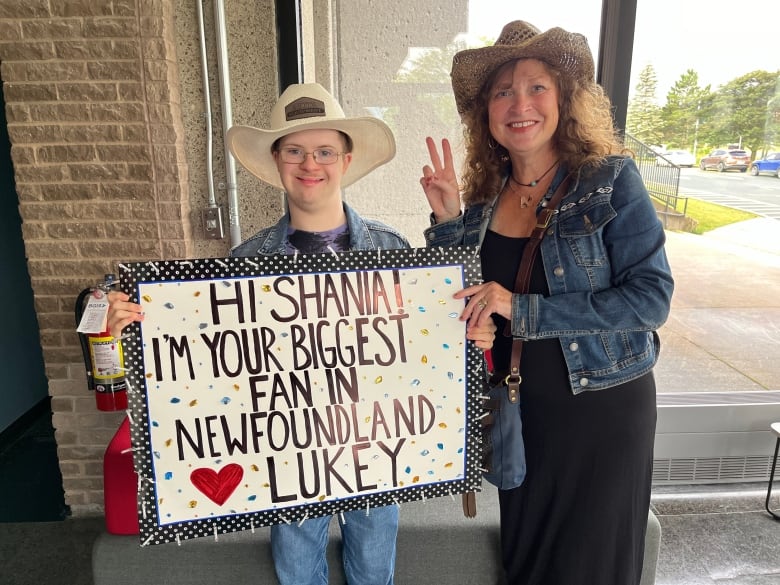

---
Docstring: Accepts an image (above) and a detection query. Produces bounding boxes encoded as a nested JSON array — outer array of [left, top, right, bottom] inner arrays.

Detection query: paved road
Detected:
[[679, 168, 780, 220]]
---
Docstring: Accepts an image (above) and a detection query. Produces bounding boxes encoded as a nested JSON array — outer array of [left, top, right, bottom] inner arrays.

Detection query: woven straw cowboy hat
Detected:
[[450, 20, 595, 115], [226, 83, 395, 190]]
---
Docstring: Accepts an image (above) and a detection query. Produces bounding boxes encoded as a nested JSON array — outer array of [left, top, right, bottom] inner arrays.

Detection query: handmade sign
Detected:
[[119, 246, 483, 545]]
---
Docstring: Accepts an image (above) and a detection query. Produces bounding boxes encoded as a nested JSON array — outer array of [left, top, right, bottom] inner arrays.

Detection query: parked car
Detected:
[[656, 149, 696, 167], [749, 153, 780, 178], [699, 149, 750, 172]]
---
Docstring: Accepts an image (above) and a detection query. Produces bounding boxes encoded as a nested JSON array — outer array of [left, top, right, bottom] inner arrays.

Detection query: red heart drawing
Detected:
[[190, 463, 243, 506]]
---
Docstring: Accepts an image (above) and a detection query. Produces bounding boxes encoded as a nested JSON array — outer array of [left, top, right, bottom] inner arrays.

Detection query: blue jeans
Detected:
[[271, 504, 399, 585]]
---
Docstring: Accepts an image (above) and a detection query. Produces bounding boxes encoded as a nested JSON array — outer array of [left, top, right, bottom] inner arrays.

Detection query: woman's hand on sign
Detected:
[[466, 316, 497, 350], [456, 282, 513, 329], [107, 291, 144, 338]]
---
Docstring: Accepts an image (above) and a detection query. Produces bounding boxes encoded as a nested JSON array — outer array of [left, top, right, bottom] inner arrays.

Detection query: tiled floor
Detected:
[[652, 484, 780, 584]]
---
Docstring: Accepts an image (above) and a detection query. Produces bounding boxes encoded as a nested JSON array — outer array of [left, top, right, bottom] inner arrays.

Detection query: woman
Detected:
[[420, 21, 674, 585]]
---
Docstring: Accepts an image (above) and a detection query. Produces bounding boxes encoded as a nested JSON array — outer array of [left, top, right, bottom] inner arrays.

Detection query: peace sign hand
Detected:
[[420, 137, 461, 223]]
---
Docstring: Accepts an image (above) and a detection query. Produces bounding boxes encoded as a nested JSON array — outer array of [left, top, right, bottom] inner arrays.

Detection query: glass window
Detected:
[[334, 1, 603, 247]]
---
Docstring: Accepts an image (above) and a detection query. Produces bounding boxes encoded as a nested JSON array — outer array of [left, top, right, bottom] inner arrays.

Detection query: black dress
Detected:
[[481, 229, 656, 585]]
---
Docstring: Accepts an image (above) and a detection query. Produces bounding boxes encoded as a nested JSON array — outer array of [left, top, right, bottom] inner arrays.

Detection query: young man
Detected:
[[109, 83, 494, 585]]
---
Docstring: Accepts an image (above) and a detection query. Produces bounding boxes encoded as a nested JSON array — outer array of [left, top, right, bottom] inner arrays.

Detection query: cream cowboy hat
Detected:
[[226, 83, 395, 190], [450, 20, 595, 115]]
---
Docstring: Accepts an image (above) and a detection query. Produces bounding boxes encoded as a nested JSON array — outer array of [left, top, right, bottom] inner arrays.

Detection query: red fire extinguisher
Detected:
[[75, 274, 128, 411]]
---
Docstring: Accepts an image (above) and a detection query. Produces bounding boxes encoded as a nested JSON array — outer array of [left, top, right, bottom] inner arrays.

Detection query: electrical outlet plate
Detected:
[[202, 206, 224, 240]]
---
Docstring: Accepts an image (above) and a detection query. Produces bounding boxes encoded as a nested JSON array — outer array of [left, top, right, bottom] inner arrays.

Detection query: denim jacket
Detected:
[[230, 202, 410, 257], [424, 156, 674, 394]]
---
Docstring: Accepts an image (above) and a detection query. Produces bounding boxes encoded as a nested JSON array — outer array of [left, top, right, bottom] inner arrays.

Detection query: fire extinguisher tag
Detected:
[[77, 290, 111, 334]]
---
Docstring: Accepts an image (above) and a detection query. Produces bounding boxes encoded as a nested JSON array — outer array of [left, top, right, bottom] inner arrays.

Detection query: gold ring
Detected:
[[477, 299, 487, 309]]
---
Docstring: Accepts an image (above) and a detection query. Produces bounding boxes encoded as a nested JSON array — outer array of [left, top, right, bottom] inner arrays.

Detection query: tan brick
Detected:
[[65, 476, 104, 490], [39, 329, 64, 346], [5, 102, 31, 122], [50, 396, 75, 412], [120, 123, 147, 142], [116, 82, 144, 104], [87, 60, 141, 81], [146, 103, 173, 124], [41, 182, 101, 201], [7, 123, 64, 143], [84, 461, 104, 476], [44, 363, 69, 381], [155, 182, 185, 202], [83, 17, 138, 38], [103, 220, 160, 240], [90, 102, 145, 122], [0, 21, 21, 42], [54, 429, 79, 446], [126, 162, 154, 181], [58, 461, 82, 476], [138, 0, 166, 18], [68, 162, 127, 182], [23, 240, 82, 259], [34, 296, 60, 314], [44, 222, 107, 240], [29, 103, 91, 122], [57, 82, 119, 102], [139, 15, 165, 37], [63, 490, 86, 506], [149, 123, 178, 144], [96, 144, 151, 162], [101, 182, 155, 201], [19, 61, 87, 82], [10, 144, 35, 164], [50, 0, 136, 18], [54, 40, 139, 60], [14, 163, 68, 183], [21, 20, 85, 39], [60, 123, 123, 142], [143, 59, 171, 81], [3, 81, 57, 101], [37, 144, 96, 163], [44, 345, 84, 363], [0, 41, 56, 60], [21, 222, 46, 239], [15, 183, 42, 202], [0, 0, 50, 18]]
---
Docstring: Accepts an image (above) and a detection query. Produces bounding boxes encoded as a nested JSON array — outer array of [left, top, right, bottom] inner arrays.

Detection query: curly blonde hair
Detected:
[[459, 59, 625, 206]]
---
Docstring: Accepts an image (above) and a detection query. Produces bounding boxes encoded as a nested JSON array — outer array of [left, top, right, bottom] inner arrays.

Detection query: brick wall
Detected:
[[0, 0, 192, 515]]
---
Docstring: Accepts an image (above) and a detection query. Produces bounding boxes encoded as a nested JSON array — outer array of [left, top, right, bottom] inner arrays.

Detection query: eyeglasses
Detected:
[[278, 147, 344, 165]]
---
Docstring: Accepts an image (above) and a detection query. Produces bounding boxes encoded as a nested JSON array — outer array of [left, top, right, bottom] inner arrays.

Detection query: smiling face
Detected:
[[487, 59, 560, 162], [273, 128, 353, 223]]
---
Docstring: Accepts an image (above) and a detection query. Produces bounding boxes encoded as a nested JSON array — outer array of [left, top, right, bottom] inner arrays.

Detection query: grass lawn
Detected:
[[654, 196, 757, 235]]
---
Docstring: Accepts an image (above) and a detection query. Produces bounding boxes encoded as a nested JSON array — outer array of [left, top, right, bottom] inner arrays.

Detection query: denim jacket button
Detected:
[[546, 227, 554, 236], [553, 266, 564, 277], [427, 232, 435, 241], [579, 377, 589, 386], [569, 342, 579, 351]]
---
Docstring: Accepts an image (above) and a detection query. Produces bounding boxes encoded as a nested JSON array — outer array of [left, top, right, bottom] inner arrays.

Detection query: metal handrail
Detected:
[[624, 134, 689, 225]]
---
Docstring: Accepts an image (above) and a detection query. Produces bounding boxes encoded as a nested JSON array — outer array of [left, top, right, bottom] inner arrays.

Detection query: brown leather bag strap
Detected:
[[503, 175, 571, 401]]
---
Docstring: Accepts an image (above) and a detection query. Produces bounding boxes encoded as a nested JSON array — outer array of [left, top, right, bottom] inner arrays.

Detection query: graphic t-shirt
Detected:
[[285, 223, 349, 254]]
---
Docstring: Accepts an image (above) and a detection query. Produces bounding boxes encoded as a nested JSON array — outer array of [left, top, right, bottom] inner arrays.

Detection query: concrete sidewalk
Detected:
[[654, 217, 780, 393]]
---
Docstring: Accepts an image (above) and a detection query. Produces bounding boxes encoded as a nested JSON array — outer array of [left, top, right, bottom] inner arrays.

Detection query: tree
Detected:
[[698, 70, 780, 157], [626, 64, 664, 146], [394, 36, 492, 129], [660, 70, 710, 152]]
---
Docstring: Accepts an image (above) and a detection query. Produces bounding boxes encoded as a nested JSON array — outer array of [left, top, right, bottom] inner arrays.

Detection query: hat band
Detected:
[[285, 97, 326, 121]]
